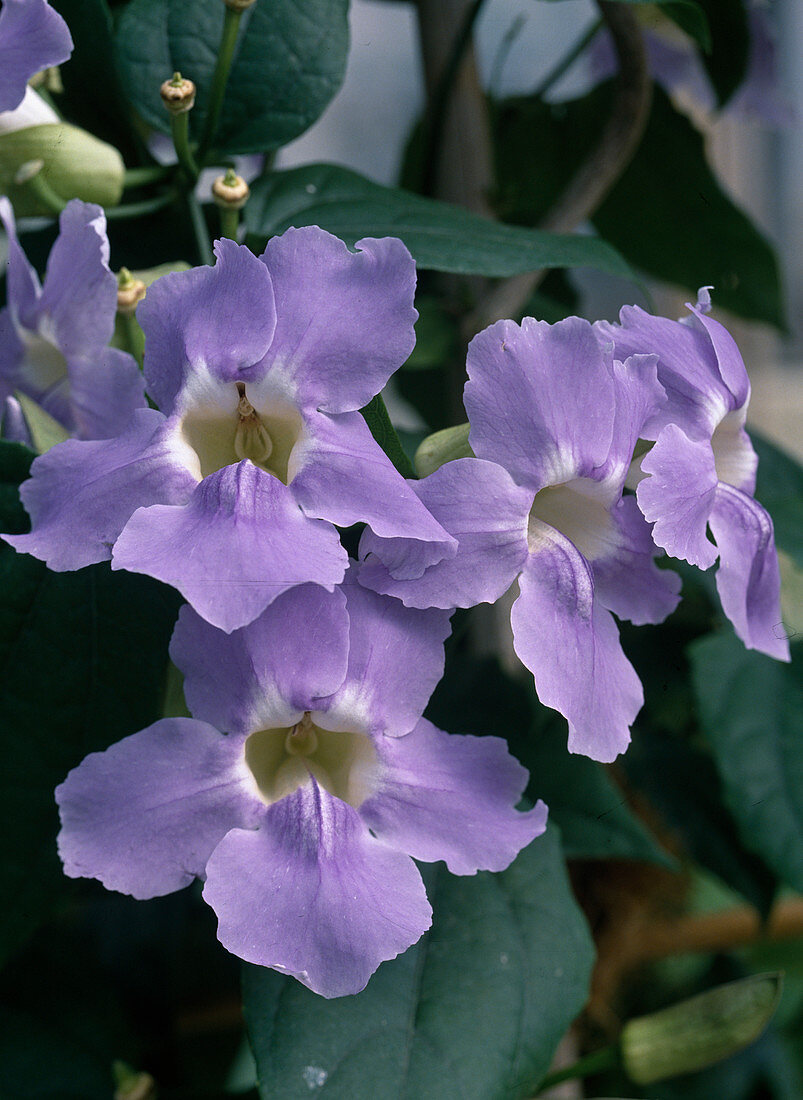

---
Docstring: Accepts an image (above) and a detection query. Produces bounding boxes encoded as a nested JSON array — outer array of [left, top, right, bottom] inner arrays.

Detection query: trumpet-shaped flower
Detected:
[[4, 227, 453, 631], [56, 580, 545, 998], [596, 290, 789, 661], [0, 0, 72, 114], [359, 316, 681, 762], [0, 198, 146, 444]]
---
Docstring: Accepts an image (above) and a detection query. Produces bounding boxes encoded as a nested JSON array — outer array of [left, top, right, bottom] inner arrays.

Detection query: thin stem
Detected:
[[119, 312, 145, 369], [123, 164, 172, 189], [170, 111, 200, 182], [532, 17, 603, 100], [17, 168, 66, 215], [534, 1045, 619, 1095], [187, 193, 215, 266], [218, 206, 239, 241], [199, 6, 243, 160], [105, 192, 175, 221]]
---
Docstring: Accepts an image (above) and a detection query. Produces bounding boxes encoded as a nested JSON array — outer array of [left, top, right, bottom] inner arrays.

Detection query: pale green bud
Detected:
[[621, 972, 783, 1085], [0, 123, 124, 216], [414, 422, 473, 478]]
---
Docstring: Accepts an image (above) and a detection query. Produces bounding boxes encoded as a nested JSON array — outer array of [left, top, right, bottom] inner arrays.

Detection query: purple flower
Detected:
[[4, 227, 453, 631], [0, 197, 146, 444], [359, 317, 681, 762], [55, 579, 545, 998], [0, 0, 72, 114], [596, 290, 789, 662]]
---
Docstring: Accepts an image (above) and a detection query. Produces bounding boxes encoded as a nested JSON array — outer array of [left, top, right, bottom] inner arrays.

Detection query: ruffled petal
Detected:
[[709, 483, 790, 661], [260, 227, 417, 413], [316, 579, 451, 737], [688, 306, 751, 411], [203, 780, 432, 997], [56, 718, 260, 899], [465, 316, 617, 490], [65, 348, 147, 440], [112, 460, 346, 632], [510, 532, 643, 762], [0, 195, 41, 328], [637, 424, 719, 569], [358, 457, 531, 609], [360, 717, 547, 874], [139, 239, 277, 414], [592, 496, 682, 625], [0, 0, 73, 113], [171, 585, 350, 734], [3, 408, 196, 570], [291, 408, 453, 557]]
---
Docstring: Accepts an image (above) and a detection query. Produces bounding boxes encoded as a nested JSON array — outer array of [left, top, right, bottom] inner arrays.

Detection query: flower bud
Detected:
[[0, 122, 124, 216], [160, 73, 196, 114], [211, 168, 250, 210], [224, 0, 258, 10], [621, 972, 783, 1085], [117, 269, 147, 316], [415, 422, 473, 478]]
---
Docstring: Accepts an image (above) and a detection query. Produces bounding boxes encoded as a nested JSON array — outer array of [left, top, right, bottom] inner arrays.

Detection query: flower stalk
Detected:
[[199, 5, 246, 160]]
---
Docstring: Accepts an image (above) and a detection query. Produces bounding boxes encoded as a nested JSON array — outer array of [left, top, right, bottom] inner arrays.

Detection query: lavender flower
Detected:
[[0, 197, 146, 444], [56, 580, 545, 998], [0, 0, 72, 114], [359, 317, 681, 762], [4, 228, 453, 631], [596, 290, 789, 662]]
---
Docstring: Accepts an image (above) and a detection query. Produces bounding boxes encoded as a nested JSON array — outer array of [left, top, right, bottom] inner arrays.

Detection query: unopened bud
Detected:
[[415, 422, 473, 478], [160, 73, 196, 114], [621, 973, 782, 1085], [224, 0, 258, 10], [117, 269, 147, 316], [212, 168, 250, 210]]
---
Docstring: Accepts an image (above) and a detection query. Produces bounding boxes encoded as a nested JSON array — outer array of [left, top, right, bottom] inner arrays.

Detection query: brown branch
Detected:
[[468, 0, 652, 336]]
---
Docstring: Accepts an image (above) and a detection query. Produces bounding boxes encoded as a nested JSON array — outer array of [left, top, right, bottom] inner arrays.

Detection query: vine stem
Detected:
[[187, 193, 215, 266], [534, 1045, 619, 1095], [218, 205, 239, 241], [199, 5, 243, 161], [170, 111, 200, 182], [123, 164, 172, 189]]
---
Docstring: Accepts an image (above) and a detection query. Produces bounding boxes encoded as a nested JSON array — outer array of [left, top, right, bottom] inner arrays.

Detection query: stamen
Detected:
[[234, 381, 273, 464], [285, 712, 318, 757]]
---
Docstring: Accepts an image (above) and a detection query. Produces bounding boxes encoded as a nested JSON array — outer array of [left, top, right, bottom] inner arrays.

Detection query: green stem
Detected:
[[534, 1045, 619, 1094], [360, 394, 416, 480], [123, 164, 172, 189], [199, 6, 243, 160], [187, 193, 215, 266], [18, 168, 66, 215], [119, 312, 145, 369], [532, 17, 602, 100], [219, 206, 240, 240], [170, 111, 200, 182], [104, 192, 175, 221]]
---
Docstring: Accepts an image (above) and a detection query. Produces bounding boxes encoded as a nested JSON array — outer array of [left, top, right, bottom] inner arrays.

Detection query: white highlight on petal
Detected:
[[244, 712, 380, 809], [711, 407, 758, 493], [528, 476, 616, 562]]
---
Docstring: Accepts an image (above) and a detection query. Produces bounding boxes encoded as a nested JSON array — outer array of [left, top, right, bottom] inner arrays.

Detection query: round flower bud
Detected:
[[117, 269, 148, 316], [160, 73, 196, 114], [415, 422, 473, 478], [211, 169, 250, 210]]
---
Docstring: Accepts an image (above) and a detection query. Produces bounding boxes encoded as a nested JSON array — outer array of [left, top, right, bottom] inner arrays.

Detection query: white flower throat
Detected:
[[233, 383, 273, 465]]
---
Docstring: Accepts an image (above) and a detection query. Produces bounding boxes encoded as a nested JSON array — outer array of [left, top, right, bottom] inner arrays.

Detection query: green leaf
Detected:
[[115, 0, 349, 155], [360, 394, 416, 480], [695, 0, 750, 107], [753, 431, 803, 570], [245, 163, 634, 280], [243, 829, 594, 1100], [492, 84, 785, 329], [690, 631, 803, 892], [0, 442, 181, 964], [13, 392, 71, 454]]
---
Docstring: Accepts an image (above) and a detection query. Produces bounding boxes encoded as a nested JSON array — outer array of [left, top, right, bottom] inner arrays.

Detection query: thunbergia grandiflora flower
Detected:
[[0, 198, 145, 444], [4, 227, 453, 631], [56, 579, 545, 998], [596, 289, 789, 662], [359, 316, 681, 763], [0, 0, 72, 113]]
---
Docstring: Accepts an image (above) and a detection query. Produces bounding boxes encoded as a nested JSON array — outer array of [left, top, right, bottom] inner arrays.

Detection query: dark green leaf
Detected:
[[690, 631, 803, 892], [243, 829, 594, 1100], [492, 84, 785, 329], [535, 0, 710, 51], [0, 442, 181, 964], [245, 163, 634, 280], [753, 431, 803, 570], [695, 0, 750, 107], [360, 394, 416, 479], [115, 0, 349, 155]]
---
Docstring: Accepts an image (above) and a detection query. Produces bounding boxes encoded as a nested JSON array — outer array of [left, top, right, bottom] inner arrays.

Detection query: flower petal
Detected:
[[3, 408, 196, 570], [358, 457, 531, 609], [112, 460, 346, 632], [260, 227, 417, 413], [203, 780, 432, 997], [360, 717, 547, 874], [637, 423, 719, 569], [65, 347, 147, 440], [511, 531, 643, 762], [56, 718, 260, 899], [465, 316, 617, 490], [709, 483, 790, 661], [171, 585, 350, 734], [291, 408, 453, 556], [139, 239, 277, 415], [0, 0, 73, 113], [0, 195, 40, 328]]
